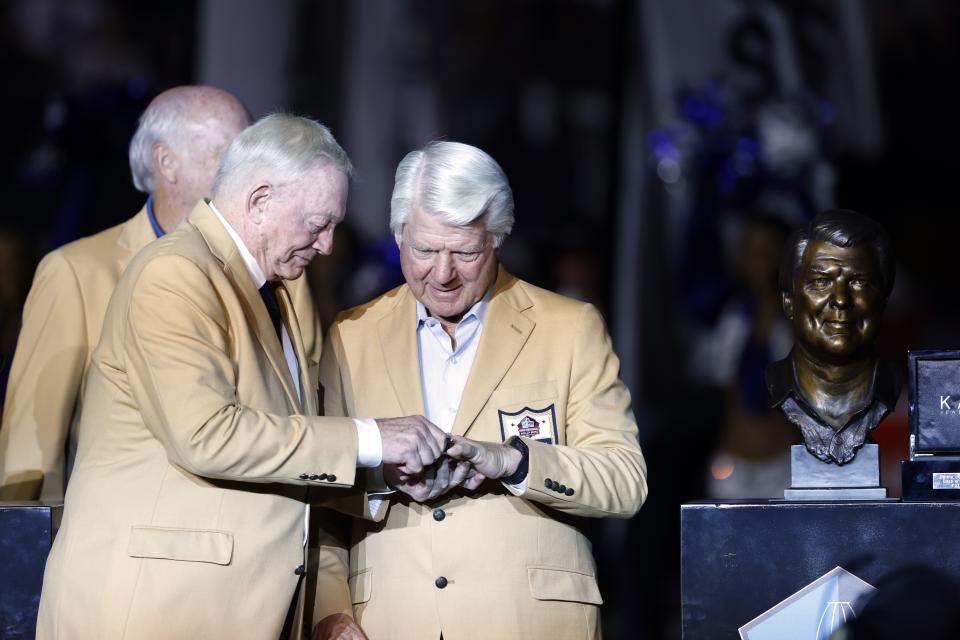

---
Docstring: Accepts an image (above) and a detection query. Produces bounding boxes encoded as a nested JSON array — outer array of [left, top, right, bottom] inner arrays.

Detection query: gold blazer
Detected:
[[0, 204, 323, 502], [320, 267, 648, 639], [37, 201, 353, 639]]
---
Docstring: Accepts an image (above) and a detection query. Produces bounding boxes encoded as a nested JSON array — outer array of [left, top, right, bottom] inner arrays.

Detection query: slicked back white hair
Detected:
[[212, 113, 352, 198], [390, 141, 514, 247]]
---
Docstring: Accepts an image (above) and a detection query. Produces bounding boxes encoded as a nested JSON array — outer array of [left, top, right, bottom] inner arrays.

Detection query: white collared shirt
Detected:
[[208, 201, 382, 467], [416, 287, 526, 494], [416, 295, 488, 433]]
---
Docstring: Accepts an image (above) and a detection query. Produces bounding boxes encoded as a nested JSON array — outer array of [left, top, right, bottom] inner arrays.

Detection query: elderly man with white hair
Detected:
[[37, 115, 449, 640], [319, 141, 649, 639], [0, 85, 253, 501]]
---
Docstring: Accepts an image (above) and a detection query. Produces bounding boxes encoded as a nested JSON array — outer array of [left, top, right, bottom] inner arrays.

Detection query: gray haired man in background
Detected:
[[0, 86, 252, 501]]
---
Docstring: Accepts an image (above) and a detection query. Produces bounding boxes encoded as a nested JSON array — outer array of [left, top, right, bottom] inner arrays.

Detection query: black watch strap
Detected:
[[502, 436, 530, 484]]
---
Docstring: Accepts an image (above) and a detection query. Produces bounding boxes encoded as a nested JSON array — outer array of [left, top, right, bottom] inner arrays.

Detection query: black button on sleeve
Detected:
[[435, 576, 448, 589], [565, 487, 575, 496], [326, 474, 337, 482], [309, 474, 320, 480], [318, 473, 328, 481], [433, 509, 446, 522], [551, 480, 561, 492], [544, 478, 553, 489], [558, 484, 567, 493], [298, 473, 309, 480]]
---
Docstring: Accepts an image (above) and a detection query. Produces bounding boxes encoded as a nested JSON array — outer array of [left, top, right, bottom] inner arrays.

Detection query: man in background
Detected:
[[0, 85, 253, 500]]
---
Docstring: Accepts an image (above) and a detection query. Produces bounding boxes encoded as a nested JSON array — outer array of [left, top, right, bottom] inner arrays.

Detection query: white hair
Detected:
[[128, 86, 250, 194], [390, 141, 514, 247], [128, 91, 193, 193], [212, 113, 352, 198]]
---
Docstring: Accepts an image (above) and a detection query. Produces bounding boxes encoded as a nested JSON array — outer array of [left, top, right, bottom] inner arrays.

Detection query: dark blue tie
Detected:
[[258, 282, 283, 343]]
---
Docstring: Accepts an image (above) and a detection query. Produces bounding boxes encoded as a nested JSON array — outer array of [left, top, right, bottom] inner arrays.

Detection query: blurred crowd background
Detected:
[[1, 1, 958, 637]]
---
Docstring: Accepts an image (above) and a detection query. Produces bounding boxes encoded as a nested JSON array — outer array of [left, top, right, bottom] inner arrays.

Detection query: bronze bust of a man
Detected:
[[766, 209, 900, 465]]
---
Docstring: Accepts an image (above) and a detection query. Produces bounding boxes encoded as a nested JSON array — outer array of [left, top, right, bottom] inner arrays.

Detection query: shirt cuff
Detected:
[[366, 466, 395, 518], [355, 418, 382, 468], [503, 477, 528, 496]]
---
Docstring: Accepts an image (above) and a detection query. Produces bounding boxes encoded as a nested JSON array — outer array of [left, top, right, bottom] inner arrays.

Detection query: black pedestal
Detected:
[[680, 500, 960, 639], [0, 502, 61, 639]]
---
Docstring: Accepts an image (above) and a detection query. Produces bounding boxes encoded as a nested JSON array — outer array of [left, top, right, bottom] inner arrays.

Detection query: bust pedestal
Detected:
[[783, 444, 887, 500]]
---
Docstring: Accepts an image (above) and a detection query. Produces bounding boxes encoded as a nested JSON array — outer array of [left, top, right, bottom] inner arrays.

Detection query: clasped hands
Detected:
[[375, 416, 523, 503]]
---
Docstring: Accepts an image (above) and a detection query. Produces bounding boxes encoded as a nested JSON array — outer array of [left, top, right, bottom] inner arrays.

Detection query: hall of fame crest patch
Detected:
[[498, 405, 559, 444]]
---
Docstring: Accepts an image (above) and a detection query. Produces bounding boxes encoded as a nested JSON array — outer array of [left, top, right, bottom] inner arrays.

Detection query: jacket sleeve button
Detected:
[[565, 487, 575, 496], [435, 576, 448, 589], [299, 473, 309, 480], [326, 474, 337, 483], [544, 478, 553, 489], [294, 565, 306, 576]]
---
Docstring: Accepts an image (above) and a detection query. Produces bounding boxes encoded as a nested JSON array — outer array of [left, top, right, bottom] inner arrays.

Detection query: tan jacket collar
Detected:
[[117, 205, 158, 255]]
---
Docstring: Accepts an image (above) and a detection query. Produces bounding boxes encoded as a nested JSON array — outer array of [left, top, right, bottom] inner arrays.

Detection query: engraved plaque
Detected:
[[933, 472, 960, 490]]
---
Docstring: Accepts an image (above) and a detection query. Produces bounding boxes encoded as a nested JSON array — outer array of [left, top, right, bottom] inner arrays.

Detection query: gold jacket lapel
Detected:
[[378, 288, 426, 417], [189, 201, 301, 410], [276, 283, 312, 415], [453, 268, 534, 436]]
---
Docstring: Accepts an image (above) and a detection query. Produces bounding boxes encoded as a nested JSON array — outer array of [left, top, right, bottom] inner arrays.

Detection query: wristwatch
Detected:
[[502, 436, 530, 484]]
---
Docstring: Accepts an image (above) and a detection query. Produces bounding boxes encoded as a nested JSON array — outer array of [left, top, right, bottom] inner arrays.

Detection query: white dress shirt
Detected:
[[416, 296, 487, 433]]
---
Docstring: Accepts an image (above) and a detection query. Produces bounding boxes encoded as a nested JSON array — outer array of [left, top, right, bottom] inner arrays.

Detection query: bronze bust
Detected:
[[766, 209, 900, 464]]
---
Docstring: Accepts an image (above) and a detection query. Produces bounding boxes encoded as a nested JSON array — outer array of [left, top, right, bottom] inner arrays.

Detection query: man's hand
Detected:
[[375, 416, 448, 474], [383, 457, 475, 503], [312, 613, 366, 640], [445, 435, 521, 484]]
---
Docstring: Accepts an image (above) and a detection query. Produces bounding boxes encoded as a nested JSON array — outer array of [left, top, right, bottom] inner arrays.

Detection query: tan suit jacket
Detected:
[[320, 268, 648, 640], [0, 205, 321, 502], [37, 201, 355, 640]]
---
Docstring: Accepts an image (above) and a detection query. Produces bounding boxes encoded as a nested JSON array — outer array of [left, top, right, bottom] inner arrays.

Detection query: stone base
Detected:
[[783, 486, 888, 500], [784, 444, 885, 501]]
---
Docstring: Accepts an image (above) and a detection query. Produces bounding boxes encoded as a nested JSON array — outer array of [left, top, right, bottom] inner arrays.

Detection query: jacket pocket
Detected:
[[527, 567, 603, 605], [348, 568, 372, 604], [127, 525, 234, 565]]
